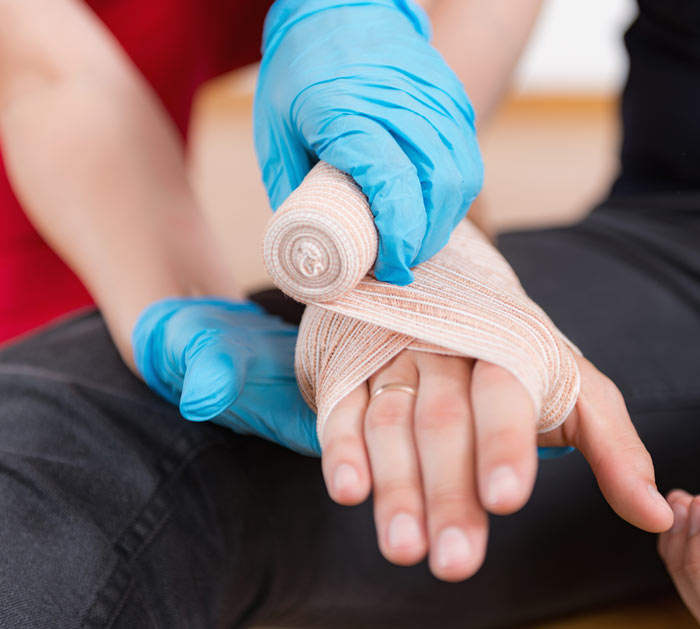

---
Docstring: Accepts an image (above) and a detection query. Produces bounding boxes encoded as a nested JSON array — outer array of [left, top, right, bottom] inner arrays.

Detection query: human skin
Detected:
[[322, 350, 674, 581], [425, 0, 545, 238], [658, 491, 700, 622], [425, 0, 544, 128], [318, 0, 671, 580], [0, 0, 672, 583]]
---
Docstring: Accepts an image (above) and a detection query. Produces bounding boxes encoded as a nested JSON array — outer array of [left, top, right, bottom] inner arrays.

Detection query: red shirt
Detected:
[[0, 0, 273, 343]]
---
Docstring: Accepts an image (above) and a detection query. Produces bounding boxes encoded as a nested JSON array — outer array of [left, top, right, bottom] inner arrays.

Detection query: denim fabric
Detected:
[[1, 197, 700, 627]]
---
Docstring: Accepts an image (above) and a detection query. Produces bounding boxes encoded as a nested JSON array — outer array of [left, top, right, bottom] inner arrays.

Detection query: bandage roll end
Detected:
[[263, 162, 378, 303]]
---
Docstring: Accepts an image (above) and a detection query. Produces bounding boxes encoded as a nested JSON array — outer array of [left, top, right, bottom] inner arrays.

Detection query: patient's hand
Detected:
[[658, 490, 700, 623], [320, 350, 673, 581]]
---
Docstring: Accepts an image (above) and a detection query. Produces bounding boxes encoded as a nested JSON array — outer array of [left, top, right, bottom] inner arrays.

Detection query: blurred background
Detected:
[[187, 2, 696, 626]]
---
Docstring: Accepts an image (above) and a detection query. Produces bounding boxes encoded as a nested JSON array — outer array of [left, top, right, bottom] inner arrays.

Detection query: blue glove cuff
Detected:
[[262, 0, 431, 55], [538, 446, 576, 460]]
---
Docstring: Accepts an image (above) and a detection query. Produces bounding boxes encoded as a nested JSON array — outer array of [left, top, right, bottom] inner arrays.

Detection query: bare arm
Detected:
[[417, 0, 542, 235], [424, 0, 543, 126], [0, 0, 241, 367]]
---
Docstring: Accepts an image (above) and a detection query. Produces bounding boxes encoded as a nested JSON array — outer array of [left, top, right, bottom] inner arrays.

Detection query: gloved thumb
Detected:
[[179, 341, 251, 422]]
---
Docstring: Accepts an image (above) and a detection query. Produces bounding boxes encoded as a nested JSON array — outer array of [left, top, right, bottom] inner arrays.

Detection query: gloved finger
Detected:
[[232, 379, 323, 457], [357, 105, 467, 268], [347, 97, 480, 266], [277, 394, 323, 457], [253, 103, 314, 210], [553, 355, 674, 533], [313, 114, 427, 285], [328, 89, 481, 264], [179, 339, 251, 421]]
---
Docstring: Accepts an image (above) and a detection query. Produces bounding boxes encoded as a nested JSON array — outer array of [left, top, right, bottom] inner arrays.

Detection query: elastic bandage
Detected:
[[263, 162, 581, 442]]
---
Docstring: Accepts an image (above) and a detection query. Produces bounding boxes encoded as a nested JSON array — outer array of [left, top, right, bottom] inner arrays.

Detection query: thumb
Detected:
[[550, 356, 674, 533], [179, 340, 251, 422]]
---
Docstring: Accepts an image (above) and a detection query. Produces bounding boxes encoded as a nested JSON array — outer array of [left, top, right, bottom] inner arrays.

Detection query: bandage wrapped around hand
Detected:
[[263, 162, 581, 441]]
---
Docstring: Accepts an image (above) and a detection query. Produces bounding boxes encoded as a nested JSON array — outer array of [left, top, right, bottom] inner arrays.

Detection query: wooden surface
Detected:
[[187, 66, 696, 628]]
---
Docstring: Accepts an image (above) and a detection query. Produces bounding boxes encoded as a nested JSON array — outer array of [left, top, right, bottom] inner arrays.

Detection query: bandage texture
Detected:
[[263, 162, 581, 441]]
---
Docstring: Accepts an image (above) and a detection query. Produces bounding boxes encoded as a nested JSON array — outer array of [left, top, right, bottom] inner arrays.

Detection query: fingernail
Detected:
[[388, 513, 422, 549], [333, 464, 359, 494], [670, 500, 689, 534], [487, 465, 521, 505], [689, 500, 700, 537], [648, 484, 674, 516], [436, 527, 472, 570]]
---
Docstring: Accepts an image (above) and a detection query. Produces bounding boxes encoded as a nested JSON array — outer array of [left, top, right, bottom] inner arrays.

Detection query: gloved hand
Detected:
[[254, 0, 483, 285], [131, 297, 320, 457]]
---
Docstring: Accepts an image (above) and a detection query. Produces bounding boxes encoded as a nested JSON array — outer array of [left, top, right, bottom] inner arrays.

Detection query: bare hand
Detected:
[[320, 350, 673, 582], [658, 490, 700, 623]]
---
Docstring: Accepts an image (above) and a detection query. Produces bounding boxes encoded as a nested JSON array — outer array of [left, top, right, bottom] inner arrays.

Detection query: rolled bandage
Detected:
[[263, 163, 378, 303], [263, 162, 581, 442]]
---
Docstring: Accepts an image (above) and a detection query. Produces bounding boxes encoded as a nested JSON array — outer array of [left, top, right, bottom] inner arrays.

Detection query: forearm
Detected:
[[418, 0, 542, 236], [425, 0, 543, 127], [0, 0, 240, 367]]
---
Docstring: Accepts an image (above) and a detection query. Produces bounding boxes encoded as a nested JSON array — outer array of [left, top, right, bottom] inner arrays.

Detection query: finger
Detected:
[[336, 107, 466, 268], [413, 353, 487, 581], [471, 361, 538, 515], [314, 82, 481, 266], [364, 352, 427, 566], [386, 118, 475, 266], [658, 492, 700, 616], [311, 115, 426, 285], [237, 377, 322, 457], [333, 87, 482, 264], [683, 496, 700, 615], [658, 489, 692, 557], [555, 355, 674, 533], [320, 383, 372, 506], [179, 342, 249, 421]]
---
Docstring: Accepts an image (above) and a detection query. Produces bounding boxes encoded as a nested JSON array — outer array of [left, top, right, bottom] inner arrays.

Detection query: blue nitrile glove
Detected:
[[254, 0, 483, 285], [538, 447, 575, 459], [131, 298, 321, 457]]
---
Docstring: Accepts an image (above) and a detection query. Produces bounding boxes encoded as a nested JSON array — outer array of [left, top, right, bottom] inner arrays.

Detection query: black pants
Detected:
[[2, 1, 700, 626], [1, 201, 700, 628]]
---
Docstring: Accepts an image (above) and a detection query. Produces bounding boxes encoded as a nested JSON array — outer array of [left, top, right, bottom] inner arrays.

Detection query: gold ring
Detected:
[[369, 383, 418, 403]]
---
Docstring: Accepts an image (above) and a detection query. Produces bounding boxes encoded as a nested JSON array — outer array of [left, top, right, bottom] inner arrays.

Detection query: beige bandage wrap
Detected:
[[263, 162, 581, 442]]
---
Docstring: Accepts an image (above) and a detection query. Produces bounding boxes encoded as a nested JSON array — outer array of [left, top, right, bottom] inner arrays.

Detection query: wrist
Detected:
[[100, 226, 243, 373]]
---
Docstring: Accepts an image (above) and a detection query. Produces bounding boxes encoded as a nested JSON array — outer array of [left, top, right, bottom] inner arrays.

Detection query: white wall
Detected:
[[513, 0, 637, 94]]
